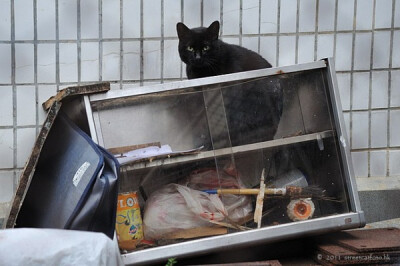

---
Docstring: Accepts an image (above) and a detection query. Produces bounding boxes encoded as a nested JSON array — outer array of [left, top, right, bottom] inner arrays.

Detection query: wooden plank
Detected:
[[337, 228, 400, 252], [42, 82, 110, 110]]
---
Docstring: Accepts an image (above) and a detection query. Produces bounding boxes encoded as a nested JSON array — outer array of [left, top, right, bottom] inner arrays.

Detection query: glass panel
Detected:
[[91, 67, 352, 253], [95, 89, 211, 151], [221, 76, 283, 146]]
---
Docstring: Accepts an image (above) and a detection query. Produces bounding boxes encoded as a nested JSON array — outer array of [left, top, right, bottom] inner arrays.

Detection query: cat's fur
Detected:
[[177, 21, 282, 146]]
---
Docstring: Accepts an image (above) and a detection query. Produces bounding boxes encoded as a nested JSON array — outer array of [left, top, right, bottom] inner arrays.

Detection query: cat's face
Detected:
[[176, 21, 220, 68]]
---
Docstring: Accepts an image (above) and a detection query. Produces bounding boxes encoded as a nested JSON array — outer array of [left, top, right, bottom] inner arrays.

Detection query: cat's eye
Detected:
[[203, 46, 210, 51], [187, 46, 194, 52]]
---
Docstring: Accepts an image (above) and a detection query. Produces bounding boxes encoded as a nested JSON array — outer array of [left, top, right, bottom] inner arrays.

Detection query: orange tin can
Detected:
[[115, 191, 144, 250]]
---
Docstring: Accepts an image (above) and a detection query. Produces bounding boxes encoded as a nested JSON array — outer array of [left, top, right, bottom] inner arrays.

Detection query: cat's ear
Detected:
[[176, 22, 191, 40], [207, 21, 220, 40]]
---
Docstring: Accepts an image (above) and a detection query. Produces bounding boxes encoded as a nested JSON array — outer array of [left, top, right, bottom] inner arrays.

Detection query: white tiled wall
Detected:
[[0, 0, 399, 217], [0, 129, 13, 169]]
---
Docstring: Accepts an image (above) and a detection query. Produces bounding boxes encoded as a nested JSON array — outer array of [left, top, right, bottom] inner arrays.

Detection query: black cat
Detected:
[[177, 21, 272, 78], [177, 21, 282, 146]]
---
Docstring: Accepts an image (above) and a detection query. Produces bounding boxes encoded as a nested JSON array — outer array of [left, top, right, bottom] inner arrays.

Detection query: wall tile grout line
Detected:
[[180, 0, 184, 80], [276, 0, 281, 67], [257, 0, 261, 54], [239, 0, 243, 46], [200, 0, 204, 27], [120, 0, 123, 89], [367, 0, 377, 177], [333, 0, 338, 60], [10, 0, 17, 192], [219, 0, 223, 36], [349, 0, 358, 155], [98, 0, 103, 82], [337, 68, 400, 73], [0, 66, 399, 88], [77, 0, 82, 86], [1, 125, 43, 130], [34, 0, 39, 139], [55, 0, 60, 91], [344, 106, 400, 113], [1, 168, 28, 172], [352, 146, 400, 153], [295, 0, 300, 64], [139, 0, 144, 86], [0, 65, 398, 88], [1, 68, 400, 87], [386, 0, 396, 177], [313, 0, 319, 62], [1, 27, 400, 44], [161, 0, 165, 84]]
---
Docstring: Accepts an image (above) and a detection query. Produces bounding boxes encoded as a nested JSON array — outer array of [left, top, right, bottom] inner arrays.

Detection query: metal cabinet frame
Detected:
[[84, 58, 364, 265]]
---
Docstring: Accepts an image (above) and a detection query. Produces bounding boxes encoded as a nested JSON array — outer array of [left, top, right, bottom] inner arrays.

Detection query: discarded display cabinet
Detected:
[[84, 59, 364, 265], [5, 59, 364, 265]]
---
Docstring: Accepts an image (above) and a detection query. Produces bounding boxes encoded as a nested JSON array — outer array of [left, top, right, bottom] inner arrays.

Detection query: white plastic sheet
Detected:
[[143, 184, 227, 240], [0, 228, 124, 266]]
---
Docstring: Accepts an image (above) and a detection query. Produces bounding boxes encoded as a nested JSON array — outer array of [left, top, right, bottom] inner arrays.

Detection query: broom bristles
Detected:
[[288, 185, 325, 197], [286, 185, 339, 201]]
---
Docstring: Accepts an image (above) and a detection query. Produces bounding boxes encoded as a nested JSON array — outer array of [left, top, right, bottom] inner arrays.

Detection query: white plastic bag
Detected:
[[184, 165, 253, 222], [0, 228, 123, 266], [143, 184, 227, 240]]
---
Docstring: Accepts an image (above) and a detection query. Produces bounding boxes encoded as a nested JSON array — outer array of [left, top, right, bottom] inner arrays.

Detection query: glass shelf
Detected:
[[121, 130, 334, 171]]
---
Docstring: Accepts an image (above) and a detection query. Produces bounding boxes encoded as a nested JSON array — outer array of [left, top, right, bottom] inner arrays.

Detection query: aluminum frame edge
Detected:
[[121, 212, 364, 266], [323, 58, 364, 222], [89, 60, 327, 103]]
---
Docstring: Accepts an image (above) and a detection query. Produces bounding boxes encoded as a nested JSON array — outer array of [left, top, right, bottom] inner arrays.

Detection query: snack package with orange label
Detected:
[[115, 191, 144, 250]]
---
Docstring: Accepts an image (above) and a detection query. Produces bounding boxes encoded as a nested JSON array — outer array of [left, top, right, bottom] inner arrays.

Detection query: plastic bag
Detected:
[[184, 164, 253, 222], [143, 184, 227, 240], [0, 228, 123, 266]]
